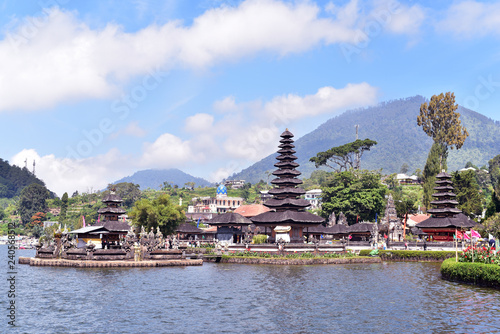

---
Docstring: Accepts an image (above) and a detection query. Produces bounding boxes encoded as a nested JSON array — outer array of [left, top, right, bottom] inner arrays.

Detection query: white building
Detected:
[[304, 189, 322, 210], [187, 184, 243, 214]]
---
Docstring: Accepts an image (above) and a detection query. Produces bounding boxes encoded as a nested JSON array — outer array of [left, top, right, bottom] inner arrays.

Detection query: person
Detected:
[[489, 238, 496, 249], [423, 240, 427, 251], [405, 242, 408, 250]]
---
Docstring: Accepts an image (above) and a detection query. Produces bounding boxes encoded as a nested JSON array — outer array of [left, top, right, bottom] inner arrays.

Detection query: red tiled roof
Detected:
[[407, 214, 430, 223], [234, 204, 270, 218]]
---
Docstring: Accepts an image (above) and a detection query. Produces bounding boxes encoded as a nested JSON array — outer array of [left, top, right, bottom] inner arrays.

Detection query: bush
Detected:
[[252, 234, 268, 244], [359, 249, 457, 261], [441, 258, 500, 288]]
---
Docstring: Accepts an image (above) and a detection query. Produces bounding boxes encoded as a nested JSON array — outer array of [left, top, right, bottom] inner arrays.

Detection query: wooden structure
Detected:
[[251, 129, 323, 243], [208, 212, 253, 244], [96, 191, 130, 244], [416, 172, 475, 241]]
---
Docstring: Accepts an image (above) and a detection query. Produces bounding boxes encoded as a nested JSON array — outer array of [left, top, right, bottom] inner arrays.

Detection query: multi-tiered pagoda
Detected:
[[417, 171, 475, 241], [251, 129, 324, 243], [97, 190, 130, 242]]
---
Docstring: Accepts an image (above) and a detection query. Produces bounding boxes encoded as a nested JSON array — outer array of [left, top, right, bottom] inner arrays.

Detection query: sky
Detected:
[[1, 0, 500, 197]]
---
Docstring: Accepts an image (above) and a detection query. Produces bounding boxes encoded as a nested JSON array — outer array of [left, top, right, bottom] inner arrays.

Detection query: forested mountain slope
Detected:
[[232, 96, 500, 184]]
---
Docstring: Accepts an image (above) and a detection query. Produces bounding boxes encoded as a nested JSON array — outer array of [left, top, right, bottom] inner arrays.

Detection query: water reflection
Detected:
[[3, 248, 500, 333]]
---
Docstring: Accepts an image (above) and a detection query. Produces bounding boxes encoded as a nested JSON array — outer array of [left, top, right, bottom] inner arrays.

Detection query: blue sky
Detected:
[[1, 0, 500, 196]]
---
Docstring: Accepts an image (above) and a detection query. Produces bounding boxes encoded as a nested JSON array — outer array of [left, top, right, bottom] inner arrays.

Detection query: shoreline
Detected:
[[203, 256, 381, 265], [19, 256, 203, 268]]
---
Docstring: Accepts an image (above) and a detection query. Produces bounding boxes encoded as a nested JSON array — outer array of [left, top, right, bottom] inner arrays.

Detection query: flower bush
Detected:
[[458, 246, 500, 265]]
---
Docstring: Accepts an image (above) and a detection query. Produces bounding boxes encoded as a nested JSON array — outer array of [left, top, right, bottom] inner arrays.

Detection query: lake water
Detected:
[[2, 246, 500, 333]]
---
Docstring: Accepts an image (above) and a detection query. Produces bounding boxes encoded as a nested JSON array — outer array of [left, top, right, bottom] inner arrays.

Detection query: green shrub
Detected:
[[441, 258, 500, 288], [359, 249, 457, 260], [252, 234, 268, 244]]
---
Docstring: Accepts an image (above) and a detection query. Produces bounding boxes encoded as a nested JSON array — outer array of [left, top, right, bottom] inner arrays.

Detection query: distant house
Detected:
[[304, 189, 322, 210], [187, 184, 243, 214], [260, 190, 272, 202], [224, 180, 246, 189], [43, 221, 59, 229], [396, 174, 420, 185]]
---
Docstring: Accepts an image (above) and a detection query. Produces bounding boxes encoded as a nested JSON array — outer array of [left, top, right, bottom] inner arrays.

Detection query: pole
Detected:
[[403, 212, 408, 239], [455, 228, 458, 262]]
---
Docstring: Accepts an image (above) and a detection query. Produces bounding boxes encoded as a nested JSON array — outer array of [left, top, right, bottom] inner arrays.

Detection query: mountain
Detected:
[[0, 158, 49, 198], [111, 168, 213, 190], [232, 96, 500, 183]]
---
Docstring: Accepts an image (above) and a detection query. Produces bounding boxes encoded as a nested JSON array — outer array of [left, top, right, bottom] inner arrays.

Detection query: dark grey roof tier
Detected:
[[278, 143, 295, 148], [176, 223, 204, 233], [274, 161, 299, 168], [264, 198, 311, 209], [348, 223, 376, 233], [432, 192, 457, 198], [410, 227, 426, 235], [436, 172, 452, 179], [98, 207, 126, 214], [251, 210, 324, 226], [434, 186, 454, 191], [102, 193, 124, 203], [280, 129, 294, 138], [271, 178, 303, 185], [416, 213, 476, 228], [268, 187, 305, 196], [430, 199, 459, 206], [272, 169, 301, 177], [277, 148, 296, 154], [208, 212, 253, 226], [100, 220, 131, 232], [427, 207, 462, 214], [304, 224, 349, 234], [276, 154, 298, 161]]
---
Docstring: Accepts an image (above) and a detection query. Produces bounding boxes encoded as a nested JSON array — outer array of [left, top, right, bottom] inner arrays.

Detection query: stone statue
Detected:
[[338, 212, 347, 225], [327, 212, 336, 227]]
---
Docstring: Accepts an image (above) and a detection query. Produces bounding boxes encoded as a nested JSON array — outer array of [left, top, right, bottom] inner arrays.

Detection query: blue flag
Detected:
[[196, 218, 201, 228]]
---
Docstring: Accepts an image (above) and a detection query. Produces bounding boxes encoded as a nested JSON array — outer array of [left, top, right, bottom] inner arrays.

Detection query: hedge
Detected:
[[358, 249, 458, 261], [441, 258, 500, 288]]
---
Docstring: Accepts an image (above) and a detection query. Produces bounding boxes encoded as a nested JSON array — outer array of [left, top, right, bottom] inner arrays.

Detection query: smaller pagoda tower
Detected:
[[97, 190, 130, 242], [416, 171, 475, 241]]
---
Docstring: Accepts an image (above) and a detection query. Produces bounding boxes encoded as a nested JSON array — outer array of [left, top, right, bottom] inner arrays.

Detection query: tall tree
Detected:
[[59, 192, 68, 222], [417, 92, 469, 168], [18, 183, 50, 225], [452, 170, 483, 218], [106, 182, 141, 208], [310, 139, 377, 172], [320, 170, 386, 224], [128, 194, 185, 236], [422, 142, 447, 210]]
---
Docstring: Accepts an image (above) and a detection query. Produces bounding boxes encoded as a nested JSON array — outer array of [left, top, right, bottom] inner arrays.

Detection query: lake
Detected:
[[2, 246, 500, 333]]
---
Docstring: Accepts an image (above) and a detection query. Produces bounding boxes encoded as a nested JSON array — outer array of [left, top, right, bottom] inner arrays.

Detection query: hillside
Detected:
[[0, 158, 48, 198], [232, 96, 500, 183], [111, 168, 213, 190]]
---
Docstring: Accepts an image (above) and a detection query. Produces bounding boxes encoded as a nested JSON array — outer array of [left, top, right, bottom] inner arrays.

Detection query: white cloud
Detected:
[[10, 148, 132, 197], [184, 113, 214, 133], [0, 0, 404, 112], [437, 1, 500, 38], [110, 121, 147, 139], [140, 133, 197, 168]]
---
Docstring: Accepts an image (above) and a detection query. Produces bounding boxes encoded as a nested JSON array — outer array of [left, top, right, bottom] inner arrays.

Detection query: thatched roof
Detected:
[[416, 213, 476, 228], [348, 223, 376, 233], [251, 210, 324, 226], [305, 224, 349, 235], [208, 212, 253, 226], [176, 223, 203, 234], [100, 220, 131, 232]]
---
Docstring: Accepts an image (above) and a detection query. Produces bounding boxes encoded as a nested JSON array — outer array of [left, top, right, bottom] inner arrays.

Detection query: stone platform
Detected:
[[19, 256, 202, 268], [203, 256, 381, 265]]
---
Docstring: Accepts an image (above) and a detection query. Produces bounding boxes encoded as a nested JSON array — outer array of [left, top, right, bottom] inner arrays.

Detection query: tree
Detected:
[[489, 154, 500, 201], [30, 212, 47, 229], [400, 163, 409, 174], [310, 139, 377, 172], [485, 191, 500, 220], [417, 92, 469, 168], [59, 192, 68, 222], [422, 142, 447, 210], [320, 170, 386, 224], [0, 206, 6, 220], [477, 213, 500, 239], [18, 183, 49, 225], [106, 182, 141, 208], [128, 194, 185, 236], [452, 171, 483, 218]]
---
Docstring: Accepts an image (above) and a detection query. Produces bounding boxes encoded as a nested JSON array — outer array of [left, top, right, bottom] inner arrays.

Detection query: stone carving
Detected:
[[327, 212, 336, 227], [337, 212, 347, 225]]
